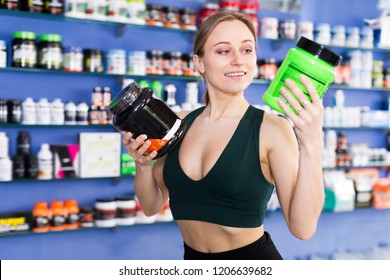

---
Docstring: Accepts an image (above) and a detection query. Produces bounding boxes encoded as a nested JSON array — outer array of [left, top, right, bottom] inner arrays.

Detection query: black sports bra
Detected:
[[163, 105, 274, 227]]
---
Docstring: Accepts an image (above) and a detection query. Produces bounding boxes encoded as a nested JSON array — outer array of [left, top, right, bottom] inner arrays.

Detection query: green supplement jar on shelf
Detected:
[[12, 31, 37, 68], [38, 33, 63, 70], [263, 36, 342, 115]]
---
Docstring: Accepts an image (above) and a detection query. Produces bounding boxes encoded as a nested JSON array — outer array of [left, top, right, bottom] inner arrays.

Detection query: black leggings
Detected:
[[183, 231, 283, 260]]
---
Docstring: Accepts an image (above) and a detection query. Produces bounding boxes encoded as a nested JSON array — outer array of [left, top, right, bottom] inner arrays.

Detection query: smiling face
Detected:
[[194, 19, 257, 98]]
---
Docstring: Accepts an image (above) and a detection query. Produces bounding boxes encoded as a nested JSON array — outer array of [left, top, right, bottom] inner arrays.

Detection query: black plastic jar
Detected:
[[43, 0, 64, 15], [83, 49, 103, 73], [12, 31, 37, 68], [38, 33, 63, 70], [107, 82, 186, 159]]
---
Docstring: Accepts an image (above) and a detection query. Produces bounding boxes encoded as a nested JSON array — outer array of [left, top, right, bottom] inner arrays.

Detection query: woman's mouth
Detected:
[[225, 71, 247, 78]]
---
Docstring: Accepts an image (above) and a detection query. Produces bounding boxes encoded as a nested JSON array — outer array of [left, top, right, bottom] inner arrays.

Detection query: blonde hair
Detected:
[[194, 11, 257, 105]]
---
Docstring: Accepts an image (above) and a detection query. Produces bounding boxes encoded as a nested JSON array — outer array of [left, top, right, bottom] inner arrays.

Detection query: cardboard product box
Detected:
[[51, 144, 80, 179], [347, 168, 377, 208], [0, 211, 32, 234], [78, 132, 121, 178]]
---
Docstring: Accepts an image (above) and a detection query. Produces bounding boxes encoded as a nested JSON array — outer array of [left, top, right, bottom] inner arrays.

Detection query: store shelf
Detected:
[[0, 67, 199, 82], [0, 123, 113, 128], [0, 9, 197, 37], [323, 126, 390, 130], [0, 175, 134, 184], [323, 162, 390, 170], [0, 220, 174, 238]]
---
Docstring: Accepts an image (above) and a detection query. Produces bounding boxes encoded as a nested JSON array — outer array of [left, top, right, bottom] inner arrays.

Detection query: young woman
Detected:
[[123, 11, 325, 260]]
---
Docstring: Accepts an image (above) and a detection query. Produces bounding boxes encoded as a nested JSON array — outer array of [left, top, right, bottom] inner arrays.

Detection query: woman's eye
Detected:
[[243, 48, 253, 54], [218, 50, 230, 55]]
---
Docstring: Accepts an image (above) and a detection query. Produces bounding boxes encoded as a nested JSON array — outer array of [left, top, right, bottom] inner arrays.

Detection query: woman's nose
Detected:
[[231, 51, 244, 65]]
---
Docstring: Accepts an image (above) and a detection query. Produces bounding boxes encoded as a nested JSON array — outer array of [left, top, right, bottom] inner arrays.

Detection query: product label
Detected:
[[13, 44, 37, 65], [0, 50, 6, 68], [39, 47, 62, 68], [33, 216, 49, 229], [38, 159, 53, 179], [277, 63, 328, 99]]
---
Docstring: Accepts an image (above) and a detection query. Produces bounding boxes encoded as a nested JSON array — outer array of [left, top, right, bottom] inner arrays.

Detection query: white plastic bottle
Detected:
[[36, 98, 51, 125], [0, 132, 9, 158], [0, 156, 12, 181], [37, 143, 53, 180], [22, 97, 37, 125], [51, 98, 65, 125]]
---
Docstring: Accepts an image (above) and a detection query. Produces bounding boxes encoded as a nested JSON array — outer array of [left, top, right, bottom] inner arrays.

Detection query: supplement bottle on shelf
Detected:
[[12, 31, 37, 68], [49, 200, 66, 231], [37, 143, 53, 180], [64, 199, 80, 230], [22, 97, 37, 125], [32, 201, 50, 233]]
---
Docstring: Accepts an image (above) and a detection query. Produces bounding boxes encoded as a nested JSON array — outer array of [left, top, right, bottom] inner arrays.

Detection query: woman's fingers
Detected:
[[122, 133, 158, 163], [284, 78, 312, 113], [299, 75, 320, 106]]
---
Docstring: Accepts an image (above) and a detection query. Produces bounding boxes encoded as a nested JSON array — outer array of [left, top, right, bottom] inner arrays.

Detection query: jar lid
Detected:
[[107, 82, 142, 117], [83, 49, 102, 55], [40, 33, 62, 42], [13, 31, 36, 40], [297, 36, 341, 67]]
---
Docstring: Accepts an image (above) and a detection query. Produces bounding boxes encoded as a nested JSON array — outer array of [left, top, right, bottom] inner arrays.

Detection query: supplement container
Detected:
[[32, 202, 50, 232], [37, 33, 63, 70], [63, 46, 83, 72], [107, 81, 186, 159], [0, 40, 6, 68], [94, 198, 117, 228], [64, 199, 80, 230], [12, 31, 37, 68], [49, 201, 66, 231], [115, 195, 137, 226], [263, 36, 342, 115]]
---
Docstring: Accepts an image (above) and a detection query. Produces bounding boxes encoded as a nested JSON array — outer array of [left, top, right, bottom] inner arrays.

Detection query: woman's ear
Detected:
[[193, 55, 205, 74]]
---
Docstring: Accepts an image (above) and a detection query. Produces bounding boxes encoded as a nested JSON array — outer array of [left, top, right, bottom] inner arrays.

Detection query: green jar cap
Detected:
[[13, 31, 36, 40], [39, 34, 62, 43]]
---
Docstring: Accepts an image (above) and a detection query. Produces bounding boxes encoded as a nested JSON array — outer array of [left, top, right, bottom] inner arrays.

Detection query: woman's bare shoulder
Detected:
[[177, 110, 192, 119], [262, 111, 293, 133]]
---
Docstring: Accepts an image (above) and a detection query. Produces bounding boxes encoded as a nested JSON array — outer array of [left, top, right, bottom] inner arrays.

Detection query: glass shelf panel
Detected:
[[0, 9, 197, 34], [323, 126, 390, 130], [0, 123, 113, 128], [323, 162, 390, 170], [0, 221, 174, 238], [0, 67, 199, 81], [0, 175, 134, 184]]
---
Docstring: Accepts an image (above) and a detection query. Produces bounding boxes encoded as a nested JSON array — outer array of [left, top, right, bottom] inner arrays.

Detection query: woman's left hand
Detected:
[[277, 75, 324, 150]]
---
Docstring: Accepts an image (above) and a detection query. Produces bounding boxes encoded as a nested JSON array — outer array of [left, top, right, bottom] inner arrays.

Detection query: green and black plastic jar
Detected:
[[38, 33, 63, 70], [12, 31, 37, 68]]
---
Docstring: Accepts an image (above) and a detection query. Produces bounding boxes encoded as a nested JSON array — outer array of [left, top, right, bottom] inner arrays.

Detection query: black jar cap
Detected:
[[319, 47, 342, 67], [297, 36, 342, 67], [107, 82, 141, 117], [297, 36, 323, 56]]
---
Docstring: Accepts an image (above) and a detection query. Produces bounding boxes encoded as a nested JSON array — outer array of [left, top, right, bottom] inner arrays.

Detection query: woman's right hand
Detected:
[[123, 132, 158, 166]]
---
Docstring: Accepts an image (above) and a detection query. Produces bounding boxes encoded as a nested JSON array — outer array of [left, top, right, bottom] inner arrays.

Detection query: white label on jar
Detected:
[[40, 47, 62, 68], [13, 44, 37, 65], [162, 119, 181, 140], [0, 50, 6, 68], [106, 53, 126, 74]]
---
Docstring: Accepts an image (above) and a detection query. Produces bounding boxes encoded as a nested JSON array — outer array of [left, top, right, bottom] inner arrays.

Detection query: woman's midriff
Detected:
[[177, 220, 264, 253]]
